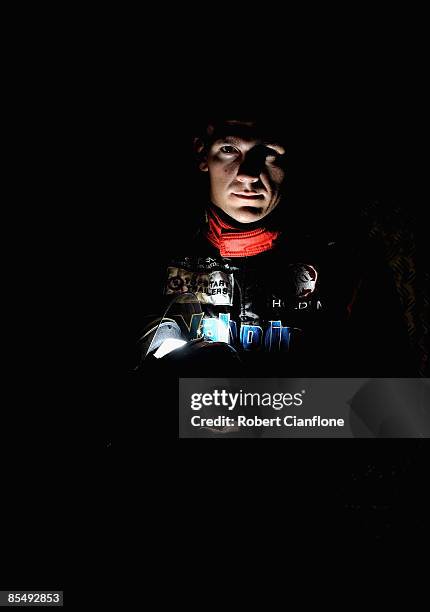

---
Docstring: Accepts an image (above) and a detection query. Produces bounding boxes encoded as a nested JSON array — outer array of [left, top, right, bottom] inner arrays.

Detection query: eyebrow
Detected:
[[215, 136, 286, 154]]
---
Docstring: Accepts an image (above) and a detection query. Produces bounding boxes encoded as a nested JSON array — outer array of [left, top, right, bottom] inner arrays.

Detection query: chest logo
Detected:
[[290, 263, 318, 298], [165, 266, 234, 306]]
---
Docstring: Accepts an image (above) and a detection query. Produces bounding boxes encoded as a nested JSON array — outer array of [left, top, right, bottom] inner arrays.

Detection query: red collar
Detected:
[[205, 206, 281, 257]]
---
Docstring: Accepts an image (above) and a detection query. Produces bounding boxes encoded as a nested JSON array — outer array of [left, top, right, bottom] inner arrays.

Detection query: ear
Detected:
[[193, 137, 209, 172]]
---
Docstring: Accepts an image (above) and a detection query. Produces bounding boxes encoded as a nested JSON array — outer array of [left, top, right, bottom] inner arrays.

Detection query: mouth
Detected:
[[232, 192, 265, 201]]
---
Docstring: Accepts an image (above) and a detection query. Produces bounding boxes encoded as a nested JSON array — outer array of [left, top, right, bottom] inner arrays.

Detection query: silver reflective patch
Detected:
[[165, 267, 234, 306]]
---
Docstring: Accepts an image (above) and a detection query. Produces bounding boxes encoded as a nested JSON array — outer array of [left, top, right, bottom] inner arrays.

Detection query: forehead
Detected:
[[208, 120, 285, 147]]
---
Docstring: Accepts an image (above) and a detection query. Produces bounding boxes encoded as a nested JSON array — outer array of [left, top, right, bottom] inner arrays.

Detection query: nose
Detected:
[[237, 172, 259, 183], [236, 164, 260, 183], [236, 151, 262, 183]]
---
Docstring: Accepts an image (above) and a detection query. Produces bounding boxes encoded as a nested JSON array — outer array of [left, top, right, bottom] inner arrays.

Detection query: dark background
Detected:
[[2, 29, 428, 595], [108, 21, 429, 584], [121, 78, 428, 541]]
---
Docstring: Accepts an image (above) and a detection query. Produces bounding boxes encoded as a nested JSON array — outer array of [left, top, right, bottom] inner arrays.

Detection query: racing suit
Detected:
[[136, 205, 414, 378]]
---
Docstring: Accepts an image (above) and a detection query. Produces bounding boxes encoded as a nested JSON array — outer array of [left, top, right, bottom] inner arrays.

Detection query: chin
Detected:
[[230, 206, 266, 223]]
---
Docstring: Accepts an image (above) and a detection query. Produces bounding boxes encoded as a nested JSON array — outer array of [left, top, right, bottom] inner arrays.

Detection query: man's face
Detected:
[[199, 120, 286, 223]]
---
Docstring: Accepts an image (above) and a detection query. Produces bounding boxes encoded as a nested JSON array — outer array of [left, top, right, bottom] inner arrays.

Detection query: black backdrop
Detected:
[[118, 86, 428, 541], [2, 24, 428, 598]]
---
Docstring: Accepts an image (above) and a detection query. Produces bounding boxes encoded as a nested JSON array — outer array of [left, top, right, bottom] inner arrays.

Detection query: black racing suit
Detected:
[[135, 224, 414, 378]]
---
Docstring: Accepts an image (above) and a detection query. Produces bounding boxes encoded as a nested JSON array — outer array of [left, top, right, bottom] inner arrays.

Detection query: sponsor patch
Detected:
[[289, 263, 318, 298], [165, 266, 234, 305]]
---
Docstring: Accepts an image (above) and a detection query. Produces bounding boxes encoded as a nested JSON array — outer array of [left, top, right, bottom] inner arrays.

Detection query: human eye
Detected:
[[265, 147, 280, 159], [265, 147, 285, 165], [220, 145, 240, 155]]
